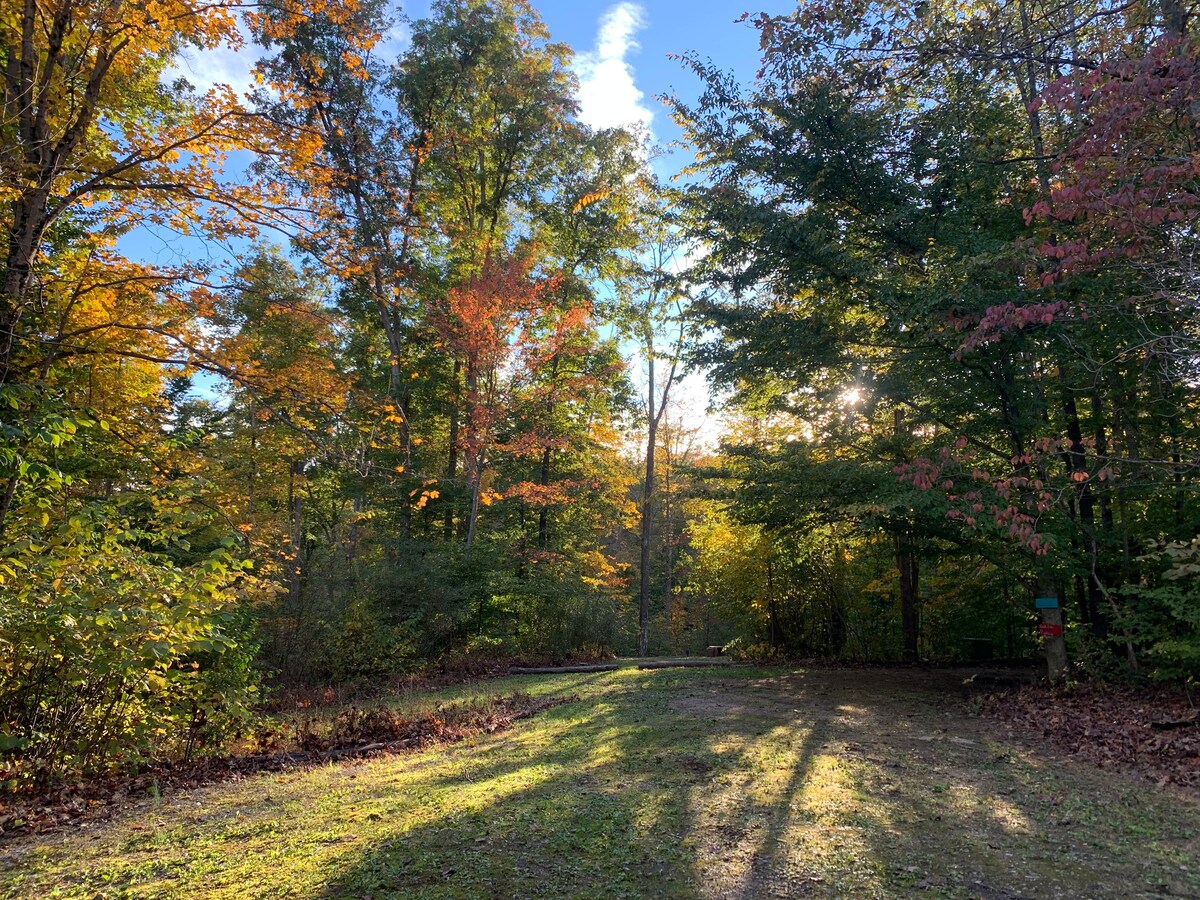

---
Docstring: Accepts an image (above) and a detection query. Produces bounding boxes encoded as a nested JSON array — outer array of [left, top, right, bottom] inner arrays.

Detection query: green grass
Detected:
[[2, 666, 1197, 899]]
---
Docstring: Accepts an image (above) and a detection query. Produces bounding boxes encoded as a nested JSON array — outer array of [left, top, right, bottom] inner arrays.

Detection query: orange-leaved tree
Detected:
[[0, 0, 317, 533], [431, 250, 551, 547], [0, 0, 312, 377]]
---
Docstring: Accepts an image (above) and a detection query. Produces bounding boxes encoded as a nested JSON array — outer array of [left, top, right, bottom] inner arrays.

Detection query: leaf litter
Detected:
[[979, 681, 1200, 790]]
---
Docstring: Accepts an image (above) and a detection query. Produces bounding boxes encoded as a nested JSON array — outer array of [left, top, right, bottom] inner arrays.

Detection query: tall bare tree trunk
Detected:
[[661, 439, 674, 625], [1063, 390, 1106, 636], [639, 353, 656, 657], [445, 360, 461, 541], [896, 533, 919, 662], [466, 447, 484, 550], [288, 460, 305, 605], [538, 355, 559, 551], [538, 447, 552, 550]]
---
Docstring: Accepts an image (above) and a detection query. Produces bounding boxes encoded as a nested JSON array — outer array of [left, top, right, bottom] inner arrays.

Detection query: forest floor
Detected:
[[2, 665, 1198, 899]]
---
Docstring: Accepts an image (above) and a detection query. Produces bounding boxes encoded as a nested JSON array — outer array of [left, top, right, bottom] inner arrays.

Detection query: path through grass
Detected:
[[2, 666, 1197, 898]]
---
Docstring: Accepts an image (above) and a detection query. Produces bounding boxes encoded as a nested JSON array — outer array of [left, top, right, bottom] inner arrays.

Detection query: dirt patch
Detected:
[[665, 667, 1199, 899]]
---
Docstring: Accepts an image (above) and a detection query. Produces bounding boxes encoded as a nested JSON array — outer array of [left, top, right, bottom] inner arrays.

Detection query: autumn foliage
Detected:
[[2, 0, 1198, 790]]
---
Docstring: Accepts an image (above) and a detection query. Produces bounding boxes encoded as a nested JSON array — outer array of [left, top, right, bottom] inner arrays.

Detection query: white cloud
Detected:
[[575, 3, 653, 136], [164, 19, 410, 102], [377, 21, 413, 61], [164, 35, 259, 101]]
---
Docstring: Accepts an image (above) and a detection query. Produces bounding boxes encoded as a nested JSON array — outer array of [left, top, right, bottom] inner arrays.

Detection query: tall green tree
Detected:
[[671, 0, 1200, 668]]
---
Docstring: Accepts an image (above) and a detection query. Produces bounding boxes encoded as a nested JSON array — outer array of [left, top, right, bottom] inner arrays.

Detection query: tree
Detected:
[[204, 249, 352, 678], [631, 231, 691, 657], [669, 0, 1200, 667], [0, 0, 303, 380], [432, 251, 545, 546]]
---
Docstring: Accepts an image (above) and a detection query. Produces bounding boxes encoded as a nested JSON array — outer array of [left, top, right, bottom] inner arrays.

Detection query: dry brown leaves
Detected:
[[979, 681, 1200, 791]]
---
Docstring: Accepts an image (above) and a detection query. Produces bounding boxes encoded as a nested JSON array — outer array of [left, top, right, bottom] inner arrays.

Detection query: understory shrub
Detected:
[[1119, 538, 1200, 683], [0, 500, 261, 787]]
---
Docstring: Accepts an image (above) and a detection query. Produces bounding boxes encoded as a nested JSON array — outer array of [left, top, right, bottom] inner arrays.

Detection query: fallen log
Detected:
[[1151, 715, 1198, 731], [510, 664, 620, 674], [637, 660, 733, 670]]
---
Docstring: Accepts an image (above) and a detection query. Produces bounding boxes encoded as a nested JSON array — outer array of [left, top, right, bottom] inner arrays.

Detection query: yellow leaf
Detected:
[[571, 189, 610, 213]]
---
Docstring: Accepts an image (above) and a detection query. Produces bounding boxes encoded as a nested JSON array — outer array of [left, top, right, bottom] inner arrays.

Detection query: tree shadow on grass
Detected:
[[837, 731, 1200, 898], [307, 669, 828, 899], [687, 670, 1200, 900], [250, 667, 1199, 900], [15, 668, 1200, 899]]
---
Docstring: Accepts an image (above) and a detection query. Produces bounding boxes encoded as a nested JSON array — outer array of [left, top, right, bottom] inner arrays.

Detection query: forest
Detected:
[[1, 0, 1199, 871]]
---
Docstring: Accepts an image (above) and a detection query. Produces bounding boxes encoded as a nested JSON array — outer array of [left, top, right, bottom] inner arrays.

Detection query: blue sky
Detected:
[[517, 1, 776, 174], [169, 1, 785, 182], [160, 1, 787, 274]]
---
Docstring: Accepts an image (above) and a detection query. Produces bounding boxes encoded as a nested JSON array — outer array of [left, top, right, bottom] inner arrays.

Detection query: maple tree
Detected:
[[432, 252, 545, 546], [0, 0, 310, 379]]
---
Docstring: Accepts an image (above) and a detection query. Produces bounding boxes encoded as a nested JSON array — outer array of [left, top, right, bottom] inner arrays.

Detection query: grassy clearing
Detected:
[[2, 666, 1197, 899]]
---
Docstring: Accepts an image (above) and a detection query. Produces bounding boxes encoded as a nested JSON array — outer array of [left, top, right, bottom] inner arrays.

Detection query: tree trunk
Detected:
[[662, 438, 674, 624], [1063, 390, 1106, 637], [893, 409, 919, 662], [288, 460, 305, 606], [0, 474, 18, 543], [639, 353, 656, 657], [247, 399, 257, 516], [1, 190, 49, 380], [466, 448, 484, 550], [538, 353, 560, 551], [1092, 390, 1118, 630], [464, 363, 483, 549], [444, 359, 461, 541], [538, 446, 551, 550], [896, 533, 919, 662], [1039, 576, 1069, 683], [766, 558, 779, 649]]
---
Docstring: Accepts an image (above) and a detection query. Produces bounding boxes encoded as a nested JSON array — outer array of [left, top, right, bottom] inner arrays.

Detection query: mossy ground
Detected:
[[2, 666, 1197, 899]]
